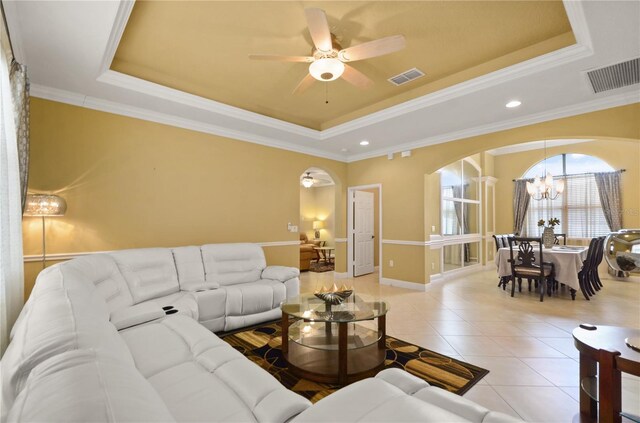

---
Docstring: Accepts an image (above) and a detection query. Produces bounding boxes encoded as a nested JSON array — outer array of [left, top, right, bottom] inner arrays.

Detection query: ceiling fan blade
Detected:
[[293, 73, 316, 94], [338, 35, 406, 62], [249, 54, 314, 63], [305, 8, 333, 52], [341, 65, 373, 89]]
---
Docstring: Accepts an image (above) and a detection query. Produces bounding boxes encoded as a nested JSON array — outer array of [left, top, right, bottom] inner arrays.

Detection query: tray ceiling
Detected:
[[112, 1, 575, 130]]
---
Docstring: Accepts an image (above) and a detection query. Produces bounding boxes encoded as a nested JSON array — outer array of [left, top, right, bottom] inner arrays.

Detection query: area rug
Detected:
[[220, 321, 488, 403], [309, 261, 334, 273]]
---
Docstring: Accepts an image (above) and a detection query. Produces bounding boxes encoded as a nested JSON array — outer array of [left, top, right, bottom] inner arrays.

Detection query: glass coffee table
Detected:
[[280, 293, 388, 386]]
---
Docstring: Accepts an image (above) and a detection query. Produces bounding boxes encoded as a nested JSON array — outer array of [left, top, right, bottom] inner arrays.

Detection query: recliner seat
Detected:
[[2, 242, 522, 423]]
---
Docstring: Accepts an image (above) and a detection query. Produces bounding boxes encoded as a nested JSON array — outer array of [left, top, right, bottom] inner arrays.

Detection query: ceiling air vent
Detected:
[[388, 68, 425, 86], [586, 57, 639, 94]]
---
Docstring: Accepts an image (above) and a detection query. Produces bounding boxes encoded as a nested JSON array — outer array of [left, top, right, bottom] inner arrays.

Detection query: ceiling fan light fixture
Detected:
[[301, 172, 314, 188], [309, 58, 345, 82]]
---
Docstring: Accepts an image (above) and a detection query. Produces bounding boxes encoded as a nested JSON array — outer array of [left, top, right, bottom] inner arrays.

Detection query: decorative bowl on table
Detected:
[[314, 283, 353, 305]]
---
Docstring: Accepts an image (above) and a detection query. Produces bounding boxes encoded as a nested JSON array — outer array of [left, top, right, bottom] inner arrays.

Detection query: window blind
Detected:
[[524, 174, 609, 238]]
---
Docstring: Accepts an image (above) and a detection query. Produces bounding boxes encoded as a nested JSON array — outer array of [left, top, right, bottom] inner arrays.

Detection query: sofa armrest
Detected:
[[110, 302, 166, 330], [413, 387, 523, 422], [262, 266, 300, 282], [179, 280, 220, 292], [374, 368, 429, 394]]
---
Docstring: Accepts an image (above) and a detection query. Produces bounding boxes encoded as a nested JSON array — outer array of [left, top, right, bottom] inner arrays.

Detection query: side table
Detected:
[[573, 325, 640, 423]]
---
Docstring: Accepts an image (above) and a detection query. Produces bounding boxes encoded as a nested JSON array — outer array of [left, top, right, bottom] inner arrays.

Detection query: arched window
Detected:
[[522, 154, 614, 238]]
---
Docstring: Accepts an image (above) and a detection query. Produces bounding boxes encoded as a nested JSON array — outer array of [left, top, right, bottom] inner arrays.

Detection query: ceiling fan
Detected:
[[249, 8, 406, 94]]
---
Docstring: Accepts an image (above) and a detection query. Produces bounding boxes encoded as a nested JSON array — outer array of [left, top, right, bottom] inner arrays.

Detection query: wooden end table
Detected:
[[573, 325, 640, 423]]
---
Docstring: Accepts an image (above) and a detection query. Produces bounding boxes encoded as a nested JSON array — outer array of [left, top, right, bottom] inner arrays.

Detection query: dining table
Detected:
[[495, 245, 589, 294]]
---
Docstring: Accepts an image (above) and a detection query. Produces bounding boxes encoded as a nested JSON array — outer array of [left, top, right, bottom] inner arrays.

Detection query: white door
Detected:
[[353, 190, 375, 276]]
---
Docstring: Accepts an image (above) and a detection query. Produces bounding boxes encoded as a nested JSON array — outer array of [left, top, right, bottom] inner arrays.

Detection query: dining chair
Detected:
[[492, 234, 502, 251], [578, 238, 599, 300], [507, 237, 555, 302], [592, 236, 605, 290], [554, 233, 567, 245]]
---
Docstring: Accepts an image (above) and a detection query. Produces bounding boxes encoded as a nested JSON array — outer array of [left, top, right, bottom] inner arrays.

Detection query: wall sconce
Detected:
[[313, 220, 324, 239], [23, 194, 67, 269]]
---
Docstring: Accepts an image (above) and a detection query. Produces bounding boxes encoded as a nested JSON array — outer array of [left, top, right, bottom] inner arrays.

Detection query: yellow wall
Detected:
[[24, 98, 640, 297], [493, 139, 640, 235], [347, 103, 640, 286], [23, 98, 347, 298]]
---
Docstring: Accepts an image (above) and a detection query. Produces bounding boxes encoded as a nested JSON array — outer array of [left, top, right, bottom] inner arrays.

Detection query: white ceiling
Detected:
[[3, 0, 639, 163]]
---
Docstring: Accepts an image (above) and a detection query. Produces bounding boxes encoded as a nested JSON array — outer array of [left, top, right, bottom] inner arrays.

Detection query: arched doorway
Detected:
[[299, 168, 336, 272]]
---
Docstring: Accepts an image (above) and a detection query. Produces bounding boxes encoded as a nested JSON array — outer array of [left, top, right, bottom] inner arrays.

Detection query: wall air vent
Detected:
[[388, 68, 425, 86], [586, 57, 639, 94]]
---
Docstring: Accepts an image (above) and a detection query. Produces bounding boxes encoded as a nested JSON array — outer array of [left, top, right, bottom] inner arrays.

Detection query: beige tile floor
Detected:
[[300, 268, 640, 422]]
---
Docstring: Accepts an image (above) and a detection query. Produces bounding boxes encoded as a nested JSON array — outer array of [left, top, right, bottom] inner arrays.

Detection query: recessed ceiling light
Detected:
[[360, 140, 369, 146], [505, 100, 522, 108]]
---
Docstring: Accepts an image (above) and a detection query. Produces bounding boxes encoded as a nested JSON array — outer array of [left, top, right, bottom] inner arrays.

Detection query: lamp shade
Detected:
[[23, 194, 67, 216], [313, 220, 325, 230], [309, 58, 344, 81]]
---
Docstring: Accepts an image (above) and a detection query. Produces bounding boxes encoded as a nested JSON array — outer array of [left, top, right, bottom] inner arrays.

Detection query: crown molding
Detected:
[[98, 0, 135, 75], [322, 44, 593, 140], [30, 84, 346, 162], [97, 70, 321, 139], [345, 90, 640, 162], [90, 0, 600, 146]]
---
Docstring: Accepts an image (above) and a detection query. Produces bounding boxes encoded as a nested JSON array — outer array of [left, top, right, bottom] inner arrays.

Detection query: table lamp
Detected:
[[313, 220, 324, 239], [23, 194, 67, 269]]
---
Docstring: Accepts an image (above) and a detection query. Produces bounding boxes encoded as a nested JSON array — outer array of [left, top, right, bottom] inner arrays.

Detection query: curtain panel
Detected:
[[9, 60, 29, 212], [0, 47, 25, 355], [513, 179, 531, 234], [594, 171, 623, 232]]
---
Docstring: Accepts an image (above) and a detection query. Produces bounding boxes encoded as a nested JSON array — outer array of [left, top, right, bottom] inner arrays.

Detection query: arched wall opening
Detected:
[[298, 167, 338, 272]]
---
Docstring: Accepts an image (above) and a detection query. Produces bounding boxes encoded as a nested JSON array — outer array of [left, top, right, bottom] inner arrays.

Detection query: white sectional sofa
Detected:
[[2, 243, 521, 422]]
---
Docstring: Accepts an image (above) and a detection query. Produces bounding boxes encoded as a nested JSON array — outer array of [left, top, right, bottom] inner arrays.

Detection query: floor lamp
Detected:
[[23, 194, 67, 269]]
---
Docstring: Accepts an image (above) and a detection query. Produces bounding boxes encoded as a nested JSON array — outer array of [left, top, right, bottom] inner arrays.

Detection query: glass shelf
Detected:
[[281, 294, 388, 323], [621, 412, 640, 423], [287, 320, 381, 351], [581, 376, 598, 402]]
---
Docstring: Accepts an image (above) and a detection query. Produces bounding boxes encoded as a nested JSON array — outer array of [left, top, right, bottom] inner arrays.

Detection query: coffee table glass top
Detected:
[[281, 293, 388, 323]]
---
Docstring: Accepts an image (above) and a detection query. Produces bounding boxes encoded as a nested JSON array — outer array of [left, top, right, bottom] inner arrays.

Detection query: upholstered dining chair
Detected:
[[507, 237, 555, 302], [578, 237, 600, 300], [554, 233, 567, 245]]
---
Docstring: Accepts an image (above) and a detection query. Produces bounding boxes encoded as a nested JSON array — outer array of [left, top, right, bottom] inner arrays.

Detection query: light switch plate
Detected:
[[389, 260, 394, 267]]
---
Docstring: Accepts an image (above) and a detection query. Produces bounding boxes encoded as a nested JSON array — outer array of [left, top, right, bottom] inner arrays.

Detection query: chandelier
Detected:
[[526, 140, 564, 201]]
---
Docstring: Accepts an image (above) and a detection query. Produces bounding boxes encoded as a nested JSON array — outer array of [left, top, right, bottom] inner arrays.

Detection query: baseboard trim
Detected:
[[380, 277, 427, 291]]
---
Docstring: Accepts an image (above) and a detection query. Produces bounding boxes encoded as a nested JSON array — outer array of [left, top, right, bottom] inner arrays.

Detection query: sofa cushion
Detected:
[[262, 265, 300, 282], [119, 315, 310, 422], [110, 302, 166, 331], [224, 280, 286, 317], [110, 248, 180, 303], [193, 288, 227, 332], [7, 349, 175, 423], [1, 266, 134, 418], [172, 246, 219, 291], [201, 243, 266, 286], [63, 254, 134, 312]]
